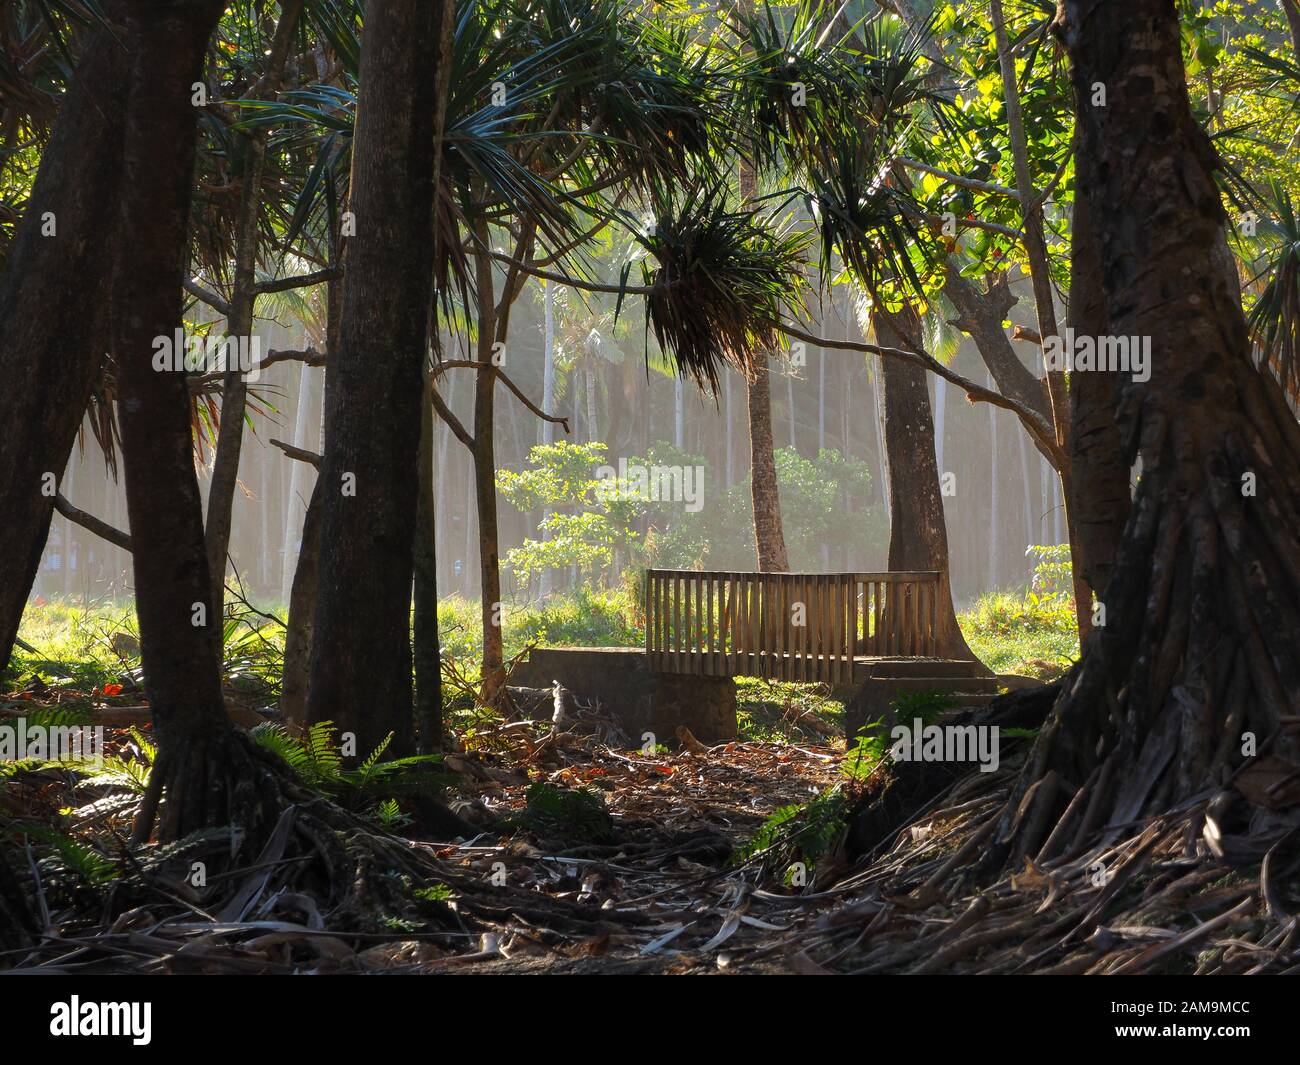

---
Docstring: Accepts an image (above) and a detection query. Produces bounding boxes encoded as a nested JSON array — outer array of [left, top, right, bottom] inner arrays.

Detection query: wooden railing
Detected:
[[644, 570, 941, 685]]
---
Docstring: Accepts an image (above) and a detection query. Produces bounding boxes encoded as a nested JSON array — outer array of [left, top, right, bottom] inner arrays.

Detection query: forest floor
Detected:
[[16, 593, 1220, 976]]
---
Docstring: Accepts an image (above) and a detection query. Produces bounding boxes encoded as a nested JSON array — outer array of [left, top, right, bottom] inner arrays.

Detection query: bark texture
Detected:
[[1065, 185, 1130, 598], [306, 0, 441, 757], [205, 0, 304, 635], [281, 474, 323, 728], [995, 0, 1300, 864], [0, 13, 128, 669], [747, 358, 790, 571], [113, 0, 278, 844], [876, 306, 983, 666]]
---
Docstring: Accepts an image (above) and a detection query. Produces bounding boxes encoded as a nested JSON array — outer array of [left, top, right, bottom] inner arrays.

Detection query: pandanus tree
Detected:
[[987, 0, 1300, 864], [0, 2, 129, 671], [723, 4, 991, 661], [418, 0, 737, 704], [304, 0, 445, 759]]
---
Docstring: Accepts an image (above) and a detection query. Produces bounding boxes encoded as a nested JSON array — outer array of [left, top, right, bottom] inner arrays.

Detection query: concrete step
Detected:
[[869, 675, 1000, 694], [860, 658, 990, 679]]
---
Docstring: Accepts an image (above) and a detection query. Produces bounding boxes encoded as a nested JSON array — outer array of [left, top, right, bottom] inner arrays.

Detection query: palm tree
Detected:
[[111, 0, 255, 844], [0, 3, 128, 670], [304, 0, 444, 759]]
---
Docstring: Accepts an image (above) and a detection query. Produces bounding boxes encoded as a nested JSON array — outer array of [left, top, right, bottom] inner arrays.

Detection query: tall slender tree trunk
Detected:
[[998, 0, 1300, 862], [114, 0, 271, 844], [280, 474, 322, 728], [818, 349, 827, 453], [674, 375, 685, 448], [413, 371, 443, 751], [876, 307, 982, 665], [470, 226, 507, 703], [987, 377, 999, 591], [748, 357, 790, 570], [280, 360, 315, 605], [785, 368, 797, 451], [1281, 0, 1300, 58], [585, 363, 598, 442], [0, 12, 128, 669], [205, 0, 304, 637], [306, 0, 442, 758]]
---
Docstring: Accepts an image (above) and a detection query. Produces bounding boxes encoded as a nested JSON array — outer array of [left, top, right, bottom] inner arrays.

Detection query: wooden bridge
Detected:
[[644, 569, 946, 687]]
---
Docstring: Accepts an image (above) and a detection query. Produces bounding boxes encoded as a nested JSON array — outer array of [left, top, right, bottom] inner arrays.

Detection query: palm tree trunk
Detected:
[[280, 473, 322, 727], [205, 0, 303, 636], [818, 348, 826, 453], [748, 358, 790, 570], [585, 363, 599, 442], [279, 359, 315, 605], [114, 0, 265, 844], [997, 0, 1300, 861], [674, 375, 685, 448], [987, 374, 999, 591], [0, 10, 128, 669], [306, 0, 443, 758], [876, 306, 982, 665], [785, 367, 797, 451], [413, 371, 443, 751], [542, 282, 557, 445]]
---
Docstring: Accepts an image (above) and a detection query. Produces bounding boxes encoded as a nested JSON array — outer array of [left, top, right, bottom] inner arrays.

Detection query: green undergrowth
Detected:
[[11, 572, 1078, 742]]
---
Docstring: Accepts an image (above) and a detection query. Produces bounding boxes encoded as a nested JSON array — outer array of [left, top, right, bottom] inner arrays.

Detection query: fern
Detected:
[[21, 824, 117, 886], [248, 721, 447, 813]]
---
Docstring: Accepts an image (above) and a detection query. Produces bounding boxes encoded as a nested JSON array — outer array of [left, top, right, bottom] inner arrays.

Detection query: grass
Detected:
[[8, 579, 1079, 741], [960, 590, 1079, 680]]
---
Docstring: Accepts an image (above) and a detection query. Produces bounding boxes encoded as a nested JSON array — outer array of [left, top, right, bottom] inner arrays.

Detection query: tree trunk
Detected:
[[785, 367, 797, 451], [1066, 183, 1130, 599], [114, 0, 274, 845], [414, 371, 444, 751], [585, 363, 598, 443], [279, 360, 315, 605], [999, 0, 1300, 862], [280, 474, 322, 728], [473, 364, 505, 702], [876, 306, 983, 665], [0, 12, 128, 669], [306, 0, 442, 759], [987, 375, 999, 591], [1281, 0, 1300, 59], [205, 0, 304, 637], [674, 375, 685, 448], [748, 358, 790, 570]]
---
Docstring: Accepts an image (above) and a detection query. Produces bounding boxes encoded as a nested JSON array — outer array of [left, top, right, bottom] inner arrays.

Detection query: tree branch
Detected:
[[54, 494, 132, 551], [430, 360, 570, 434], [485, 251, 661, 295], [895, 157, 1020, 200], [184, 278, 232, 318], [254, 267, 340, 295], [777, 321, 1064, 466], [269, 438, 321, 468], [429, 387, 475, 449]]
